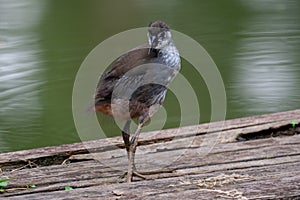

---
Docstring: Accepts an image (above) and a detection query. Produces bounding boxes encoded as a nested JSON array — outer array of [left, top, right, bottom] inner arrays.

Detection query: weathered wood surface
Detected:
[[0, 109, 299, 199]]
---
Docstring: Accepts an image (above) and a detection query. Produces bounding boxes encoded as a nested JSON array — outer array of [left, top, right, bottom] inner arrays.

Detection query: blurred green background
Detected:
[[0, 0, 299, 152]]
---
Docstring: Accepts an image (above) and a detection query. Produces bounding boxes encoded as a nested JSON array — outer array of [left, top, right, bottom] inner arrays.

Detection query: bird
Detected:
[[94, 20, 181, 182]]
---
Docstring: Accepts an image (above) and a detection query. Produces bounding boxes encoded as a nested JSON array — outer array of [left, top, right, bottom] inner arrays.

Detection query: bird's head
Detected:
[[147, 21, 172, 51]]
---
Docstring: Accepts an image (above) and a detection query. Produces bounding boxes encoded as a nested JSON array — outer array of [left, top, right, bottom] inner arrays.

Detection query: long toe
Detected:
[[133, 171, 150, 180]]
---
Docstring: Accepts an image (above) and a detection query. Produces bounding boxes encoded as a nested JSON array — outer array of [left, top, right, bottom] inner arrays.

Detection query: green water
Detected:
[[0, 0, 299, 153]]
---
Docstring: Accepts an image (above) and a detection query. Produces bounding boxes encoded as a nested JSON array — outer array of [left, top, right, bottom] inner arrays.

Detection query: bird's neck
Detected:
[[160, 41, 178, 54], [158, 42, 180, 70]]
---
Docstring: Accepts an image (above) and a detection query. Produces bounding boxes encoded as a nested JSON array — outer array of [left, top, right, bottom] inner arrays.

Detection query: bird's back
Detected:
[[95, 46, 158, 102], [95, 45, 180, 120]]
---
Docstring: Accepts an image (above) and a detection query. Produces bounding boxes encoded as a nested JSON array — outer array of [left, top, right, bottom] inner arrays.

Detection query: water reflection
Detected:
[[0, 0, 299, 153], [230, 0, 300, 116], [0, 1, 45, 152]]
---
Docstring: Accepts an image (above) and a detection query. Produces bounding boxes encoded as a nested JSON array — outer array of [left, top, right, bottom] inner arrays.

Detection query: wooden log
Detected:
[[0, 109, 299, 199], [1, 109, 299, 166]]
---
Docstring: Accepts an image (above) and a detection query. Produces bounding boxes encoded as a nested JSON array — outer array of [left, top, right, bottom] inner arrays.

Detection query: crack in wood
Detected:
[[236, 124, 299, 141]]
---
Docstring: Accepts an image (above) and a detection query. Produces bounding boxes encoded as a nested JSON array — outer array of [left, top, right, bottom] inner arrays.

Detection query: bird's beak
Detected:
[[148, 44, 154, 55]]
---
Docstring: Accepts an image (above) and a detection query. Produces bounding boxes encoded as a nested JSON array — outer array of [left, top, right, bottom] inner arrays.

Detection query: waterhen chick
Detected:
[[95, 20, 181, 182]]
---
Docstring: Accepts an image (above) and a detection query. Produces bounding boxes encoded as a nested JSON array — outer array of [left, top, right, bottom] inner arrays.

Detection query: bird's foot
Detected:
[[118, 171, 151, 183]]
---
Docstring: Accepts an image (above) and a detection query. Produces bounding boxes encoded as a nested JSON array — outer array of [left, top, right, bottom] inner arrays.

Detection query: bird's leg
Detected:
[[127, 116, 150, 182], [118, 120, 131, 181], [121, 120, 131, 159], [120, 120, 144, 182], [127, 123, 142, 182]]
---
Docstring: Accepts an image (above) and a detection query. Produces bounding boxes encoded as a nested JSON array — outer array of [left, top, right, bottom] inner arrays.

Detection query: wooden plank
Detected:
[[0, 109, 299, 162], [0, 109, 299, 169], [0, 109, 299, 199], [1, 134, 299, 198], [3, 161, 300, 199]]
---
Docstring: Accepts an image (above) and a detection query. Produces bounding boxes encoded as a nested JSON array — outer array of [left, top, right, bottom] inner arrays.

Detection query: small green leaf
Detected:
[[0, 177, 11, 182], [27, 184, 36, 188], [0, 188, 5, 193], [291, 120, 298, 128], [0, 178, 8, 183], [65, 186, 73, 191], [0, 181, 7, 187]]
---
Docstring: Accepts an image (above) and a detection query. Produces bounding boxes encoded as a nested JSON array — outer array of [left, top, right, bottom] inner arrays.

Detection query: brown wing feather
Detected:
[[95, 46, 158, 103]]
